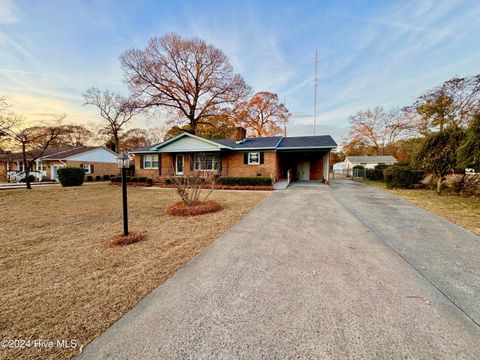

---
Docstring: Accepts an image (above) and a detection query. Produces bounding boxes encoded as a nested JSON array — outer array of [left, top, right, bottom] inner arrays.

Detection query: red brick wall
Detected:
[[310, 156, 324, 181], [64, 160, 119, 178], [134, 151, 282, 181], [0, 163, 6, 182], [223, 151, 279, 179]]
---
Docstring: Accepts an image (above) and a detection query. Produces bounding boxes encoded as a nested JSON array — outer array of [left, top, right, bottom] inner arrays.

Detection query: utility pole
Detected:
[[313, 50, 318, 135]]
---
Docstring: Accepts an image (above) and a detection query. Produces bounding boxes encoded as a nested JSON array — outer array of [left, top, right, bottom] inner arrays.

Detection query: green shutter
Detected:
[[158, 154, 161, 175], [244, 152, 248, 164], [139, 155, 144, 169], [260, 152, 264, 164]]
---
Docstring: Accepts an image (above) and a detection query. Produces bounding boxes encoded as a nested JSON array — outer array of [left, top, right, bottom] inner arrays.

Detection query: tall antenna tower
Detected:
[[313, 50, 318, 135]]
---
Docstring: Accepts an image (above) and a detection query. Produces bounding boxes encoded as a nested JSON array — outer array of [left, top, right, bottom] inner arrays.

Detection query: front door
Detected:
[[297, 160, 310, 181], [51, 165, 63, 181], [175, 155, 184, 175]]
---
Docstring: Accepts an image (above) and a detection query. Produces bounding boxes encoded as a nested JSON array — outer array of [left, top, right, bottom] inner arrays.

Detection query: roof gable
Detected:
[[152, 132, 229, 152], [65, 147, 118, 163]]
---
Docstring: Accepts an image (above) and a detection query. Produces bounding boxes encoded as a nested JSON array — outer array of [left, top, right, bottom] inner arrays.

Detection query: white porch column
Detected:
[[324, 152, 330, 183]]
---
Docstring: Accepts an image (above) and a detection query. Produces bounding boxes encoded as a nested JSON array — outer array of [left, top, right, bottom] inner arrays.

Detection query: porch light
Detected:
[[117, 152, 130, 235], [117, 151, 130, 169]]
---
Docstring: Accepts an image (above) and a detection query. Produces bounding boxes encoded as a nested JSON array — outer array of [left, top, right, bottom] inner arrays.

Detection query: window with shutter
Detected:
[[247, 152, 260, 165]]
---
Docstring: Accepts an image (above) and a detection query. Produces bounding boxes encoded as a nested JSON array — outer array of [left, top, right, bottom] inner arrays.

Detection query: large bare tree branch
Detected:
[[120, 33, 250, 134]]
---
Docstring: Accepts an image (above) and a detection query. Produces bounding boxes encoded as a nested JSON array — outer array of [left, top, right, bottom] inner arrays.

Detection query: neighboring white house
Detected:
[[344, 155, 398, 171], [332, 162, 346, 174], [1, 146, 119, 182]]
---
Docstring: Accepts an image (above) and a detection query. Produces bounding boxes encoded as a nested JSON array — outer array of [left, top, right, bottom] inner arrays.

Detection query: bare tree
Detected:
[[83, 87, 139, 151], [0, 114, 67, 189], [409, 74, 480, 132], [234, 92, 291, 137], [56, 124, 94, 147], [168, 154, 216, 206], [347, 107, 414, 155], [120, 33, 250, 135]]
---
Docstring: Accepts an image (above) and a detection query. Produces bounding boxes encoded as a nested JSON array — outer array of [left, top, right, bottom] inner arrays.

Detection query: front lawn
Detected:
[[0, 185, 268, 360], [359, 179, 480, 236]]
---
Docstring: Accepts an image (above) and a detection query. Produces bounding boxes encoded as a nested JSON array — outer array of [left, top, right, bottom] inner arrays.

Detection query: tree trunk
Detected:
[[436, 177, 443, 195], [114, 133, 120, 154], [22, 144, 32, 190], [190, 119, 197, 135]]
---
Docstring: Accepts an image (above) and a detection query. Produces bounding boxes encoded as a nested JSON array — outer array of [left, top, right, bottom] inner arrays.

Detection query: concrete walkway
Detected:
[[78, 182, 480, 359]]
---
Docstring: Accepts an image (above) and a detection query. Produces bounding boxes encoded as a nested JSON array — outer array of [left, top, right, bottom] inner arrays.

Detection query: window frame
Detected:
[[248, 152, 260, 165], [82, 164, 92, 174], [193, 154, 219, 171], [143, 154, 159, 169]]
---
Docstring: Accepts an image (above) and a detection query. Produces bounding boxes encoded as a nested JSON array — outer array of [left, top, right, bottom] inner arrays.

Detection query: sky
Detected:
[[1, 0, 480, 143]]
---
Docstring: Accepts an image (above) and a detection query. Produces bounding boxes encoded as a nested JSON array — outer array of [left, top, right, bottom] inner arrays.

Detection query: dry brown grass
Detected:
[[166, 200, 222, 216], [360, 179, 480, 236], [0, 184, 268, 360]]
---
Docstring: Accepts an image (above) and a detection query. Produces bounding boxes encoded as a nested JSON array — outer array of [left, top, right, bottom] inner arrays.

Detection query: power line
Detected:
[[313, 50, 318, 136]]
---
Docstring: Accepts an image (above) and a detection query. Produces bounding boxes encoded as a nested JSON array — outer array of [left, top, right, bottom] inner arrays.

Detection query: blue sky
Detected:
[[1, 0, 480, 142]]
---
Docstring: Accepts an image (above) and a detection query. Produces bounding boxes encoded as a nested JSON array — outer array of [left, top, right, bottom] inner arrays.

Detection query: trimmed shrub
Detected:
[[353, 165, 365, 169], [164, 176, 206, 185], [95, 175, 101, 181], [20, 175, 36, 183], [86, 175, 93, 182], [366, 164, 390, 181], [146, 178, 153, 185], [217, 176, 272, 186], [57, 167, 85, 187], [384, 166, 424, 189], [103, 175, 110, 181]]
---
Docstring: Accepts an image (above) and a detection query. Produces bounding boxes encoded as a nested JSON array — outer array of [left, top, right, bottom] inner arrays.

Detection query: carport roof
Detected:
[[277, 135, 337, 149]]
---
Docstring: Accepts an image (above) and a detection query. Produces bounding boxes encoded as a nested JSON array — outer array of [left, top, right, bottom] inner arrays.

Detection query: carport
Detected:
[[277, 150, 330, 183]]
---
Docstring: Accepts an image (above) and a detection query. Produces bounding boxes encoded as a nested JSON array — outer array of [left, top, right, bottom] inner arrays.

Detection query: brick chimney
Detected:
[[105, 142, 116, 153], [235, 127, 247, 143]]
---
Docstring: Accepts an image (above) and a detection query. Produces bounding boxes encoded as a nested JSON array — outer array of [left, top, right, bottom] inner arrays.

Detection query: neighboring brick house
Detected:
[[0, 146, 119, 182], [130, 128, 337, 184]]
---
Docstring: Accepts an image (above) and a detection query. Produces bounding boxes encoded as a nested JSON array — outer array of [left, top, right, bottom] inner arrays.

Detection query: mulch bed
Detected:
[[108, 231, 145, 247], [154, 183, 273, 191], [166, 200, 223, 216]]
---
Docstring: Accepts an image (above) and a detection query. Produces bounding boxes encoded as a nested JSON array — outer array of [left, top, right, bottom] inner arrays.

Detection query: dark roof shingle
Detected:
[[277, 135, 337, 149], [129, 132, 337, 152]]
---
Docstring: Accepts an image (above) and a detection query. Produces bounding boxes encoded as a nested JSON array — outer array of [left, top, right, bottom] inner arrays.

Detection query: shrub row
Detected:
[[217, 176, 272, 186], [384, 166, 424, 189], [110, 176, 153, 185], [365, 164, 390, 181], [163, 177, 206, 185], [86, 174, 116, 182]]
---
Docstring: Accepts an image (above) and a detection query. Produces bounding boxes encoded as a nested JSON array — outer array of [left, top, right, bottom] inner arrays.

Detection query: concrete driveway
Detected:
[[78, 181, 480, 359]]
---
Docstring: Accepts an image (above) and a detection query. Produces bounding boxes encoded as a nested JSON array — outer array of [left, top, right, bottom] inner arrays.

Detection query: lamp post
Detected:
[[117, 152, 130, 236]]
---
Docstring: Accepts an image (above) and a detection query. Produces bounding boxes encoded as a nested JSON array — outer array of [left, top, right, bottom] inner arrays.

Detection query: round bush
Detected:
[[384, 166, 423, 189], [57, 167, 85, 187]]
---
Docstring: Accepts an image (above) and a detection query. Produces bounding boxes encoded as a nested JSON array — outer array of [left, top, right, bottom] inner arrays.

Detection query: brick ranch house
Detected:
[[130, 128, 337, 184], [0, 146, 119, 182]]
